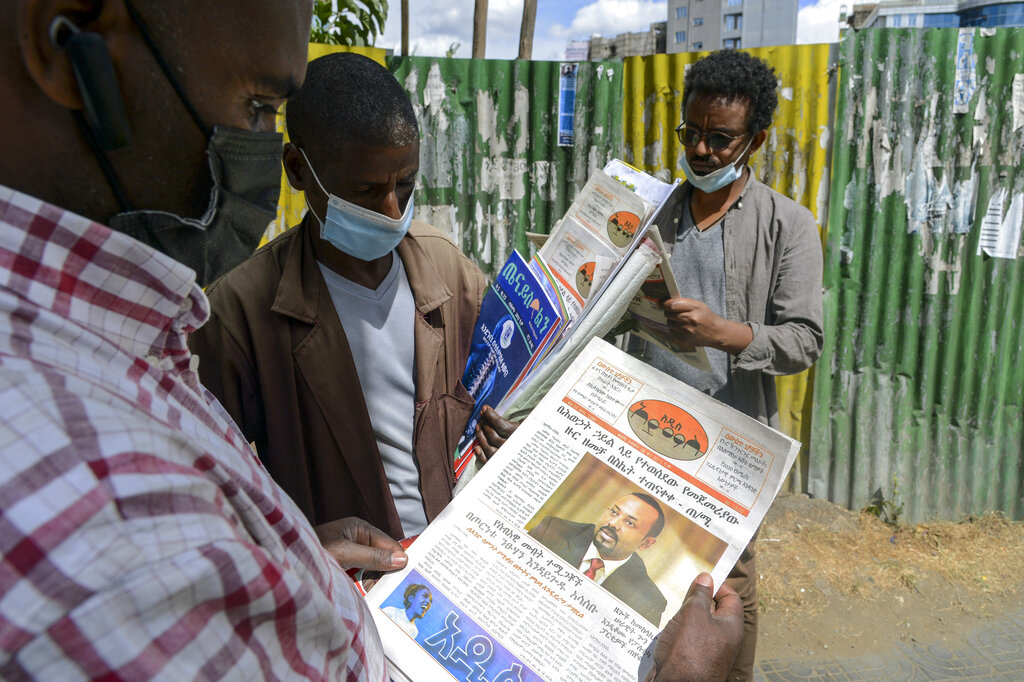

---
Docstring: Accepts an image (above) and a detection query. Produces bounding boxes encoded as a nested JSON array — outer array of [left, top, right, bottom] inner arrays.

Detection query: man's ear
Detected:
[[638, 536, 657, 552], [282, 143, 308, 191], [747, 129, 769, 157], [18, 0, 121, 110], [19, 0, 133, 149]]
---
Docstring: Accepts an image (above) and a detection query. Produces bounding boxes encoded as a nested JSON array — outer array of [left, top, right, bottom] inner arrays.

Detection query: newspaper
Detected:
[[603, 161, 712, 373], [368, 338, 800, 682], [537, 170, 651, 325]]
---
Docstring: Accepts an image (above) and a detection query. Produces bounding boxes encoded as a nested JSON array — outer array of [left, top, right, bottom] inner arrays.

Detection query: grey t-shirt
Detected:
[[643, 199, 734, 406], [318, 255, 428, 537]]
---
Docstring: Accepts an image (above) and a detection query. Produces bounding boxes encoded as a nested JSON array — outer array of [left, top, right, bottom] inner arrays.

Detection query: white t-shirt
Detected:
[[318, 255, 428, 536]]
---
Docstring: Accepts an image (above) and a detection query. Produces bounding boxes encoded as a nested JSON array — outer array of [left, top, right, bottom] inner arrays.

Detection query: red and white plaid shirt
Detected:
[[0, 186, 386, 680]]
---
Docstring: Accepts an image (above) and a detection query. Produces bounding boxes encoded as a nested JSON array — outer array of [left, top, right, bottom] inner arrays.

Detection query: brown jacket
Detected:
[[189, 216, 487, 538]]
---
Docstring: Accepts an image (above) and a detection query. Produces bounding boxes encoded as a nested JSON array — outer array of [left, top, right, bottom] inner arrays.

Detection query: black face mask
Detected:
[[85, 0, 282, 286]]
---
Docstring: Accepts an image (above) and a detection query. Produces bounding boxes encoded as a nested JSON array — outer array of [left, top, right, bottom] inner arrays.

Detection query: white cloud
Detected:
[[551, 0, 668, 40], [797, 0, 843, 44]]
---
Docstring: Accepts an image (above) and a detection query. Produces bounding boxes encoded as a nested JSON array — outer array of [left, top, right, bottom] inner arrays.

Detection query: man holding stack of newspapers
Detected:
[[642, 50, 825, 681]]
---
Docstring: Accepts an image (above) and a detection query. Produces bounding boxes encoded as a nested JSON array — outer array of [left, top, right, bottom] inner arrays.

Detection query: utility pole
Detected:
[[517, 0, 537, 60], [472, 0, 488, 59], [401, 0, 409, 55]]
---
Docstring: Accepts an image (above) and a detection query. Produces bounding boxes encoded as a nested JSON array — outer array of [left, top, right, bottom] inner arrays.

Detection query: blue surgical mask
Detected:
[[679, 136, 753, 194], [300, 149, 414, 262]]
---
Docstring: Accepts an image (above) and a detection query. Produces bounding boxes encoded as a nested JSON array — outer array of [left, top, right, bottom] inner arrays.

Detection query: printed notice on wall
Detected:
[[366, 338, 800, 682], [1013, 73, 1024, 132], [953, 29, 977, 114], [978, 189, 1023, 260], [558, 63, 579, 147]]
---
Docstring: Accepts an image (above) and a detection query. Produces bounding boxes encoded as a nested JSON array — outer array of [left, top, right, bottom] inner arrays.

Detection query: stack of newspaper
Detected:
[[366, 338, 800, 682], [454, 160, 710, 481]]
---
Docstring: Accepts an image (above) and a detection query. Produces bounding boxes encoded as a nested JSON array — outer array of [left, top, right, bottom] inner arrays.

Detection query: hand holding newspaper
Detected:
[[367, 338, 799, 682]]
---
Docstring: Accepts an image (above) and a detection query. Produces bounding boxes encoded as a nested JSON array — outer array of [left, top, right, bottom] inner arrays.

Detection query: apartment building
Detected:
[[666, 0, 798, 52]]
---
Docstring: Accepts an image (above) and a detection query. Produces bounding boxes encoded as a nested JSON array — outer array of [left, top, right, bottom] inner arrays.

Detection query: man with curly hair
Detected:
[[640, 50, 824, 680]]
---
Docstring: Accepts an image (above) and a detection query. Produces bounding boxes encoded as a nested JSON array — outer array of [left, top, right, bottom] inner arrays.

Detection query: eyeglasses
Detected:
[[675, 123, 746, 150]]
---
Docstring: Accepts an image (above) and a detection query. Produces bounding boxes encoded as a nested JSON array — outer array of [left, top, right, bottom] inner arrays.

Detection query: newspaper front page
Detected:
[[367, 338, 799, 682]]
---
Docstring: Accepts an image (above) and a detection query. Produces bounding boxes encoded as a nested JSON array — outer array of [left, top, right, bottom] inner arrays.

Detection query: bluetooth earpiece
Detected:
[[49, 15, 131, 150]]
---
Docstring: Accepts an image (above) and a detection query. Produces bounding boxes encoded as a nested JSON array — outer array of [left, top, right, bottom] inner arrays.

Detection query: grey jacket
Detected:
[[645, 175, 824, 428]]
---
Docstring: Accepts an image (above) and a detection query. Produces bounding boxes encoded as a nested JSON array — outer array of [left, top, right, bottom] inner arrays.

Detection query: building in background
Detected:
[[844, 0, 1024, 28], [580, 22, 667, 59], [667, 0, 798, 52], [564, 40, 591, 61]]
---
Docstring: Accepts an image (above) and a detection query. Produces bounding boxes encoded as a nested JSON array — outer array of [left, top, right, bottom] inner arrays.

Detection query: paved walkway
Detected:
[[754, 607, 1024, 681]]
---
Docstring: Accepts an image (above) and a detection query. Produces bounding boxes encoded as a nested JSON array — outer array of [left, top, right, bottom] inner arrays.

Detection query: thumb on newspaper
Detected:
[[646, 572, 744, 682]]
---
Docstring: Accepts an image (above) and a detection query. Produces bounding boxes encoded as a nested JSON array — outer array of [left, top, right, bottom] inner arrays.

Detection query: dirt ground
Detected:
[[755, 494, 1024, 662]]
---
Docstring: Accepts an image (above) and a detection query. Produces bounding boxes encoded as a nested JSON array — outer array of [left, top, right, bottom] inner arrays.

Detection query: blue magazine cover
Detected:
[[454, 251, 562, 474]]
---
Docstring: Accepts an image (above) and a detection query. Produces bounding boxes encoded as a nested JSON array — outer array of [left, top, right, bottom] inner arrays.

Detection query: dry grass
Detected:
[[757, 508, 1024, 616]]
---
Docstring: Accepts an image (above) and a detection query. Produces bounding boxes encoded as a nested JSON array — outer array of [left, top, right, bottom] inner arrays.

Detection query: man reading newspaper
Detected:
[[639, 50, 825, 681]]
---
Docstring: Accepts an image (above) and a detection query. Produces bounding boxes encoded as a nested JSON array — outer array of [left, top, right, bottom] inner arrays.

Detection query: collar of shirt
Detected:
[[580, 542, 631, 583], [0, 185, 208, 379]]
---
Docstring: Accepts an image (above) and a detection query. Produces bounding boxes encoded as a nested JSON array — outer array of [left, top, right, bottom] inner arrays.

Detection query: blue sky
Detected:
[[375, 0, 841, 60]]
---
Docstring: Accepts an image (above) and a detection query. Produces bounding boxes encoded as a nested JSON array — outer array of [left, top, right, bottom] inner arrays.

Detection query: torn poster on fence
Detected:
[[978, 189, 1023, 259], [1013, 73, 1024, 132], [558, 63, 579, 147], [953, 29, 977, 115]]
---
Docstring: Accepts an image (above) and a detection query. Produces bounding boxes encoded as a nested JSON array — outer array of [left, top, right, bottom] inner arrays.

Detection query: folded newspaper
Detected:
[[367, 337, 800, 682]]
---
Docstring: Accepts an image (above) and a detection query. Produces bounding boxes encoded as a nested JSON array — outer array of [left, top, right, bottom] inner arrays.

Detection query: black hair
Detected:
[[682, 49, 778, 134], [402, 583, 431, 607], [628, 492, 666, 538], [286, 52, 418, 151]]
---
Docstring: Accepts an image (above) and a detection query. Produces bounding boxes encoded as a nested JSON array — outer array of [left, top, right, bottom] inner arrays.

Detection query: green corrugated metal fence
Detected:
[[811, 28, 1024, 522], [388, 56, 624, 276]]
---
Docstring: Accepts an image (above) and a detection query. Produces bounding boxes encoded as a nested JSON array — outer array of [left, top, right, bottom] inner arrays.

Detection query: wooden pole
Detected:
[[401, 0, 409, 55], [472, 0, 488, 59], [517, 0, 537, 60]]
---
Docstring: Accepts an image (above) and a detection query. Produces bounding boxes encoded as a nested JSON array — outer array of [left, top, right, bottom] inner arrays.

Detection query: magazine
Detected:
[[368, 338, 800, 682], [454, 251, 564, 477], [536, 169, 652, 326]]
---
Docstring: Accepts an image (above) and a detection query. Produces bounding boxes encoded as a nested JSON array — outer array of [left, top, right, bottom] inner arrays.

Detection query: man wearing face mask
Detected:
[[190, 53, 515, 542], [0, 1, 411, 678], [639, 50, 824, 681]]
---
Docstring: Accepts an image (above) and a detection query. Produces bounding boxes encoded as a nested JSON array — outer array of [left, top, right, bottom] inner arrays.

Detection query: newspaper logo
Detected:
[[500, 319, 515, 348], [606, 210, 641, 248], [627, 400, 709, 461], [575, 261, 595, 299]]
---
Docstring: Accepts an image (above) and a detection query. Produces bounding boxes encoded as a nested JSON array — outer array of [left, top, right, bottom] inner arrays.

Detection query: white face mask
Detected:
[[679, 136, 753, 193], [300, 148, 414, 262]]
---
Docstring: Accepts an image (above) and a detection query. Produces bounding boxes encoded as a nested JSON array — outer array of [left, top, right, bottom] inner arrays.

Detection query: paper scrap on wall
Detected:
[[978, 189, 1023, 260]]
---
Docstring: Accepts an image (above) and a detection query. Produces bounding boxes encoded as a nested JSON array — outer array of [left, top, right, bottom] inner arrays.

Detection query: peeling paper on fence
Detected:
[[480, 157, 527, 201], [476, 91, 507, 155], [978, 189, 1023, 259], [953, 29, 977, 114], [1013, 74, 1024, 132], [424, 62, 447, 117], [950, 167, 978, 234], [973, 90, 989, 150], [872, 119, 901, 199]]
